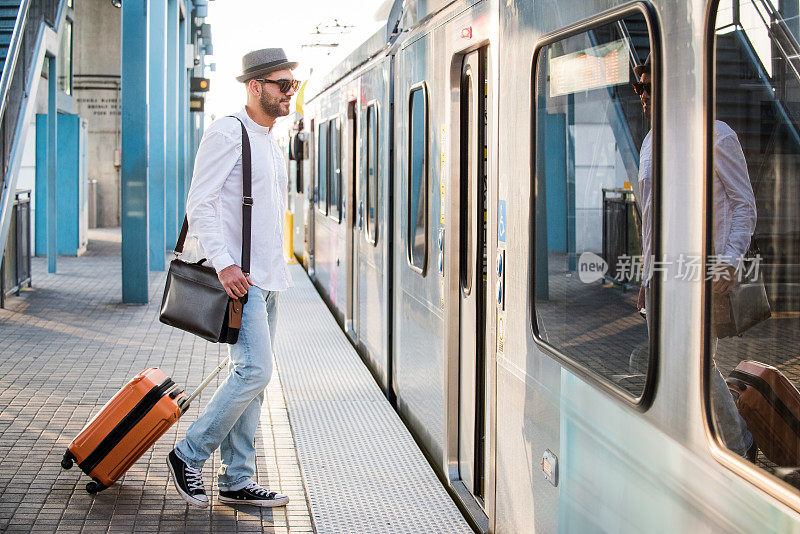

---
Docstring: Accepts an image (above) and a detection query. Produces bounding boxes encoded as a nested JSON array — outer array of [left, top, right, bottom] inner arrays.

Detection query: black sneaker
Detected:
[[218, 481, 289, 507], [167, 449, 209, 508], [745, 442, 758, 463]]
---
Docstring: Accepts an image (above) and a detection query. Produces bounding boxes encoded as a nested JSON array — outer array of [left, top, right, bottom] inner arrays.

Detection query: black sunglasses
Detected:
[[632, 81, 651, 96], [255, 78, 301, 94]]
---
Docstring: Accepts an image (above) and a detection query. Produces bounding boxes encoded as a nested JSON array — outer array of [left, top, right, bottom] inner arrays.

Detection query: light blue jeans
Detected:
[[175, 288, 278, 491], [630, 289, 753, 456], [710, 339, 753, 456]]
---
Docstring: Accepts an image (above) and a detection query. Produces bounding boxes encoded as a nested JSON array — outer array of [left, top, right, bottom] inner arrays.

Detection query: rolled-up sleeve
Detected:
[[715, 132, 756, 263], [186, 128, 241, 272]]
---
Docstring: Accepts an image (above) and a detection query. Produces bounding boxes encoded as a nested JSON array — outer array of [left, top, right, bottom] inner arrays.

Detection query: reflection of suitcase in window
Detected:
[[726, 360, 800, 466]]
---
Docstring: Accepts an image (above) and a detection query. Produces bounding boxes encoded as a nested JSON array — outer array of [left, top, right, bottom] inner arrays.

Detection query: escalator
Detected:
[[0, 0, 68, 273], [0, 2, 23, 75]]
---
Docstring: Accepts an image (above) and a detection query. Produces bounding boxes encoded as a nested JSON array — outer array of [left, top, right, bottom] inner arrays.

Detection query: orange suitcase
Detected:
[[61, 359, 228, 494]]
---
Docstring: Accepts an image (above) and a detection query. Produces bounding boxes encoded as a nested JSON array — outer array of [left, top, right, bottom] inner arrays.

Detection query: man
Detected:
[[167, 48, 299, 507], [633, 55, 756, 458]]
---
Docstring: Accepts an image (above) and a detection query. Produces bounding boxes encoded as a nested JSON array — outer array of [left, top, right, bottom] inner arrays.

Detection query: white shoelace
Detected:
[[185, 466, 204, 493], [244, 482, 273, 498]]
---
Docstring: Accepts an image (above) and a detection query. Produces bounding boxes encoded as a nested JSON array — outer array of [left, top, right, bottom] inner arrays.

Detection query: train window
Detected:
[[317, 121, 328, 214], [460, 65, 475, 295], [329, 117, 342, 222], [707, 0, 800, 492], [366, 103, 378, 245], [408, 84, 428, 273], [531, 12, 655, 400]]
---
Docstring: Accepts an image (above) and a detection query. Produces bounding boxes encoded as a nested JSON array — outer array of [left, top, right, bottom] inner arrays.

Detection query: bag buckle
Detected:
[[242, 196, 254, 206]]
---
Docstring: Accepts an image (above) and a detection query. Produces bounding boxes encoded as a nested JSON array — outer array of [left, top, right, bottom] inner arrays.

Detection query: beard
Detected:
[[259, 90, 290, 118]]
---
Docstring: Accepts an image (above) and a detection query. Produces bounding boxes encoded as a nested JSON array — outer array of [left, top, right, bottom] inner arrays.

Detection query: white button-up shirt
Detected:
[[639, 120, 756, 283], [183, 107, 292, 291]]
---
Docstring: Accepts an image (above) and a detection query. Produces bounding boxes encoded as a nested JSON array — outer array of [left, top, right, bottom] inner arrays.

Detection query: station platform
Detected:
[[0, 229, 471, 533]]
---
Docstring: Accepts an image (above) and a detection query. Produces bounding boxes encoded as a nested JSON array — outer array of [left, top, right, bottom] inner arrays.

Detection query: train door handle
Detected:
[[358, 202, 363, 228]]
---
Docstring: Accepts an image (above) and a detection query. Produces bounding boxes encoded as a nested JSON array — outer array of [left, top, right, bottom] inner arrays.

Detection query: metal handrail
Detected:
[[732, 0, 800, 91], [751, 0, 800, 52], [0, 0, 31, 126], [616, 20, 641, 71]]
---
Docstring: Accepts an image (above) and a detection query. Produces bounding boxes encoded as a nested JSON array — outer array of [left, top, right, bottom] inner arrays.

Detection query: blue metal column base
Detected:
[[46, 56, 57, 274], [121, 0, 149, 303]]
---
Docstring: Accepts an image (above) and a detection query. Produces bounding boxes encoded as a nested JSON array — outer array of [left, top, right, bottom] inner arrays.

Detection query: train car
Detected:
[[287, 0, 800, 531], [286, 118, 309, 263]]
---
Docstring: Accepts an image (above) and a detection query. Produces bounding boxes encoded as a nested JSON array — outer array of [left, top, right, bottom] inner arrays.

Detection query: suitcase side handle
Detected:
[[178, 357, 231, 414], [730, 369, 800, 437]]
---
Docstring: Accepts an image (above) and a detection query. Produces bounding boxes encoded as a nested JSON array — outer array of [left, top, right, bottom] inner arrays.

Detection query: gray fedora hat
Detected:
[[236, 48, 298, 83]]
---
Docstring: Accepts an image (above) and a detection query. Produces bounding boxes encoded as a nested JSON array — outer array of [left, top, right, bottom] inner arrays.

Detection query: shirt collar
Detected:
[[238, 107, 272, 135]]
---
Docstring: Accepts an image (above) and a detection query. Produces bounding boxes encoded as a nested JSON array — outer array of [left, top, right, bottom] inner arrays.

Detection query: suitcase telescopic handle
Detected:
[[178, 357, 231, 413]]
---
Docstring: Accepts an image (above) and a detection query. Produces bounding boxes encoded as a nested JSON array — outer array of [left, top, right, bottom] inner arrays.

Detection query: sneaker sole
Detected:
[[166, 456, 209, 508], [218, 495, 290, 507]]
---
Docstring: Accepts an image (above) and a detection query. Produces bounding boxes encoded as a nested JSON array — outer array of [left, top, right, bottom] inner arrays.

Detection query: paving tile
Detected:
[[0, 229, 314, 532]]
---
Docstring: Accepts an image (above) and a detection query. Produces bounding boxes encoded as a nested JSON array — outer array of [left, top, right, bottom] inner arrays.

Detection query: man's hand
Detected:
[[712, 263, 736, 296], [218, 265, 253, 299]]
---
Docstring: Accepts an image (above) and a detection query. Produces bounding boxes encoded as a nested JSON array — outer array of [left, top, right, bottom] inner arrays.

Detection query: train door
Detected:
[[458, 47, 488, 505], [306, 119, 316, 275], [291, 123, 306, 261], [346, 100, 359, 337]]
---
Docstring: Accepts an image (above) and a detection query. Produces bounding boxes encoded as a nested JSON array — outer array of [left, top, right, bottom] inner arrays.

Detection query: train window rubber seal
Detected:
[[528, 2, 661, 411], [317, 120, 329, 216], [330, 116, 343, 224], [406, 81, 429, 276], [701, 0, 800, 511], [366, 100, 380, 247]]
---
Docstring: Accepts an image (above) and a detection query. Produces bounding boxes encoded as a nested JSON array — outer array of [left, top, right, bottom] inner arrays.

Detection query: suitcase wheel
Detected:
[[85, 481, 105, 495], [61, 450, 75, 470]]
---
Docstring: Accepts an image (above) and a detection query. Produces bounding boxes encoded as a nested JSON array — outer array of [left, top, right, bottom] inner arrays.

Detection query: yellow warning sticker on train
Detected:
[[440, 125, 446, 224], [498, 314, 505, 353]]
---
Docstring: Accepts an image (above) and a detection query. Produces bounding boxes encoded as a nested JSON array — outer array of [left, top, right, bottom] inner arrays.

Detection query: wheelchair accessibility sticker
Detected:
[[498, 200, 507, 244]]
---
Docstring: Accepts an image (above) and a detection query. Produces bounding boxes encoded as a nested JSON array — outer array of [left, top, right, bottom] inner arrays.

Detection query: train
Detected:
[[283, 0, 800, 531]]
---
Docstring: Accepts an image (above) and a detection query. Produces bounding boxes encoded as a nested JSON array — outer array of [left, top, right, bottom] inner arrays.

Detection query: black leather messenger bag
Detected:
[[159, 117, 253, 344]]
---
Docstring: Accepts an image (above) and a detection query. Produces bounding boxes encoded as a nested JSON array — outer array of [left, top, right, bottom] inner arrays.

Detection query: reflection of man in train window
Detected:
[[632, 54, 757, 459]]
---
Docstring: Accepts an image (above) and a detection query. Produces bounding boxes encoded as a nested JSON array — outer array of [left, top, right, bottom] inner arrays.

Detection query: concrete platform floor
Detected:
[[0, 228, 312, 533], [0, 228, 471, 533]]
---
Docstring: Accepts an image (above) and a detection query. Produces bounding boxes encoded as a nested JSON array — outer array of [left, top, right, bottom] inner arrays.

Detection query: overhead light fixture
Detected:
[[110, 0, 121, 7]]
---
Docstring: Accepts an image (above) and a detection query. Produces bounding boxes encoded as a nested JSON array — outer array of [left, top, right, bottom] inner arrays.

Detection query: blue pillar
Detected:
[[165, 0, 178, 249], [566, 94, 577, 272], [46, 56, 57, 274], [535, 92, 553, 301], [121, 0, 149, 303], [148, 0, 167, 271], [544, 113, 567, 253], [178, 14, 187, 220]]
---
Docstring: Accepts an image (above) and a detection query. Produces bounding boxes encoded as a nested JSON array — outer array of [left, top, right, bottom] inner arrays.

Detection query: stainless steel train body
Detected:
[[287, 0, 800, 531]]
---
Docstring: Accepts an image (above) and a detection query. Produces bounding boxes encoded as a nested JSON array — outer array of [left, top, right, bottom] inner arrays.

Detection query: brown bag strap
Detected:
[[233, 117, 253, 275], [174, 216, 190, 253], [173, 116, 252, 273]]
